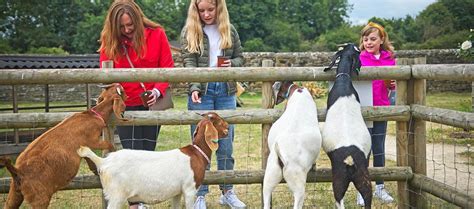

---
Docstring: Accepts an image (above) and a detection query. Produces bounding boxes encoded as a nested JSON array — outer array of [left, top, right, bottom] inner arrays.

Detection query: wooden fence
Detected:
[[0, 62, 473, 208]]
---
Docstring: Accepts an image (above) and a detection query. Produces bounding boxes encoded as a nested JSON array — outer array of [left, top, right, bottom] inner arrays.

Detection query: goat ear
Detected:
[[204, 122, 219, 151], [113, 96, 128, 121]]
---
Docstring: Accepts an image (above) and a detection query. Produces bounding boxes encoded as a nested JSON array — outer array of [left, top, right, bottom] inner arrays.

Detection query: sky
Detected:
[[347, 0, 437, 25]]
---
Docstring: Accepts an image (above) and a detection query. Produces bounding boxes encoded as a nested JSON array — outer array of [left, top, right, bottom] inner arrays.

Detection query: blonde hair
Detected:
[[359, 22, 394, 57], [184, 0, 232, 54], [98, 0, 162, 60]]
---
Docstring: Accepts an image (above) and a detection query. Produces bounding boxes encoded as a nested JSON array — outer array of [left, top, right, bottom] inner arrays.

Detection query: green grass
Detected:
[[0, 91, 469, 208]]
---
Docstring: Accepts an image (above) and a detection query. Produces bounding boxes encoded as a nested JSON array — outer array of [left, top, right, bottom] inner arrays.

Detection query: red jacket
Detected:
[[100, 27, 174, 106]]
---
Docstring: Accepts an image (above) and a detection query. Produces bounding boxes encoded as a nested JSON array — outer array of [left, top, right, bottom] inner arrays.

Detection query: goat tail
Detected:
[[0, 157, 22, 188], [77, 146, 103, 167], [274, 143, 286, 169]]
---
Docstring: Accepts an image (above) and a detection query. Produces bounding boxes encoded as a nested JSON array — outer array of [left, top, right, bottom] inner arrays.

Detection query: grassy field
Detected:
[[0, 90, 469, 208]]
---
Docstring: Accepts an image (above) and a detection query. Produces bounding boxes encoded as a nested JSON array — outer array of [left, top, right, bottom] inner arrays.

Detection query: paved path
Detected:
[[385, 135, 474, 194]]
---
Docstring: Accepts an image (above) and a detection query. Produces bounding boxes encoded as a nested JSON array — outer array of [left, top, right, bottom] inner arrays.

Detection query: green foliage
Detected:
[[72, 14, 104, 54], [0, 39, 16, 54], [419, 30, 470, 49], [313, 25, 359, 51], [0, 0, 471, 53], [243, 38, 272, 52], [27, 47, 69, 55], [457, 29, 473, 62]]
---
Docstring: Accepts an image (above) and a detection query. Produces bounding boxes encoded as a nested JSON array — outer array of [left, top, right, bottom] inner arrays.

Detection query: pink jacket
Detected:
[[360, 50, 396, 106]]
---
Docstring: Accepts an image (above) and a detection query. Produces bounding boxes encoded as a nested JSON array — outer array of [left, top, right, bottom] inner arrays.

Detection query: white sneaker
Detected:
[[194, 196, 206, 209], [219, 189, 246, 208], [374, 184, 394, 203], [137, 203, 148, 209], [356, 192, 365, 207]]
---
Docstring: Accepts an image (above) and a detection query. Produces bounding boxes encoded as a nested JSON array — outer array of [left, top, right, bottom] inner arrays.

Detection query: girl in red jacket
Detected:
[[98, 1, 174, 208]]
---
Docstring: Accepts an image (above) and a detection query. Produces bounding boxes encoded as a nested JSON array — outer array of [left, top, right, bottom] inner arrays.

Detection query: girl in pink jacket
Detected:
[[356, 22, 396, 206]]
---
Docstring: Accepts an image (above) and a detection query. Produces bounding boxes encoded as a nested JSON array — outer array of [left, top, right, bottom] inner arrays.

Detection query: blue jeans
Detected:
[[389, 90, 396, 105], [188, 82, 236, 196], [368, 121, 387, 185]]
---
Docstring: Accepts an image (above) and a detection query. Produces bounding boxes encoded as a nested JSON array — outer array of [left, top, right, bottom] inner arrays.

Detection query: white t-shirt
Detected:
[[203, 24, 222, 67]]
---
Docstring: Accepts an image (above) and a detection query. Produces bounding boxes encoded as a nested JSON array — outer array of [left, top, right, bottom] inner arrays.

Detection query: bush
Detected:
[[27, 47, 69, 55]]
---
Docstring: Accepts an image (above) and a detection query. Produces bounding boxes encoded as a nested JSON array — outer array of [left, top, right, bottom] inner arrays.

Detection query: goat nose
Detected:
[[223, 129, 228, 135]]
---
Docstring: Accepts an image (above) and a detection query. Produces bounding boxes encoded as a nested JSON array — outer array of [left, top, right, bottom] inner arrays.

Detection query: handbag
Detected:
[[150, 87, 174, 110], [123, 45, 174, 110]]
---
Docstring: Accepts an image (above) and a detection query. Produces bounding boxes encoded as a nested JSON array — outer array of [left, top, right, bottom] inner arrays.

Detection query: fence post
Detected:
[[261, 59, 274, 207], [261, 59, 274, 169], [396, 80, 409, 208], [100, 60, 115, 209], [12, 85, 19, 145]]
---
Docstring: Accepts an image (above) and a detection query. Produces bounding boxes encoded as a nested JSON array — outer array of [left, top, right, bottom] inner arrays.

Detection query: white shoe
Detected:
[[194, 196, 206, 209], [219, 189, 246, 208], [356, 192, 365, 207], [374, 184, 394, 203], [137, 203, 148, 209]]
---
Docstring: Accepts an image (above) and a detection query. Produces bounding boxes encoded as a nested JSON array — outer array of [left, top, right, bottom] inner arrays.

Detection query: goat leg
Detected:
[[85, 158, 99, 175]]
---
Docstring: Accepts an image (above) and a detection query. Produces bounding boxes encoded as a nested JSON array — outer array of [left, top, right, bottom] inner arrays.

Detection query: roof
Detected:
[[0, 54, 100, 69]]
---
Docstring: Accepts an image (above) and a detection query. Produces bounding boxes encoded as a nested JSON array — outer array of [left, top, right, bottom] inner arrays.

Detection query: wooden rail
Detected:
[[0, 106, 412, 128], [0, 167, 413, 193], [0, 66, 413, 84]]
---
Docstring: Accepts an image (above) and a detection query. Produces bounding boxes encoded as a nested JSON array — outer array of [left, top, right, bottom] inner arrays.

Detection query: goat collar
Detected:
[[284, 83, 296, 99], [90, 108, 106, 125], [193, 144, 211, 164], [336, 73, 350, 78]]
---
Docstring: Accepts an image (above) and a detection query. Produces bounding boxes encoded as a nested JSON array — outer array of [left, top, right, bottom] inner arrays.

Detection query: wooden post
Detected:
[[261, 59, 274, 169], [399, 57, 427, 208], [45, 84, 50, 112], [100, 60, 114, 209], [86, 84, 91, 109], [261, 59, 274, 208], [12, 85, 19, 145], [412, 78, 427, 208], [471, 82, 474, 112], [395, 80, 409, 208]]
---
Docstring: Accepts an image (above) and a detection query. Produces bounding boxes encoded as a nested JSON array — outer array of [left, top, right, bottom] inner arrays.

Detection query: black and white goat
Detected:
[[262, 81, 322, 209], [322, 43, 372, 209]]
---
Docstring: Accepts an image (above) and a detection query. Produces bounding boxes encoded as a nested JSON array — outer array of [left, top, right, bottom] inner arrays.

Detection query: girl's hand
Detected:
[[147, 89, 160, 106], [191, 91, 201, 103]]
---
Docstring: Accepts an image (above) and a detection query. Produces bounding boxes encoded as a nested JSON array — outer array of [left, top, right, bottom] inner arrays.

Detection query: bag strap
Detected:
[[123, 45, 147, 92]]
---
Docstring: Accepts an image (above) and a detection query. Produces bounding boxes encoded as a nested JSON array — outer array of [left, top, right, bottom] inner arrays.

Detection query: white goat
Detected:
[[262, 81, 322, 209], [77, 112, 228, 209], [322, 43, 372, 209]]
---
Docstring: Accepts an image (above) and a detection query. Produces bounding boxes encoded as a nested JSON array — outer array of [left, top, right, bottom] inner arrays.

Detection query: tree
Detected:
[[417, 3, 455, 42]]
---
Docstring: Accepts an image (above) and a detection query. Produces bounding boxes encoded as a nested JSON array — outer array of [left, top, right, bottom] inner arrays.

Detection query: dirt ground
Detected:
[[385, 135, 474, 194]]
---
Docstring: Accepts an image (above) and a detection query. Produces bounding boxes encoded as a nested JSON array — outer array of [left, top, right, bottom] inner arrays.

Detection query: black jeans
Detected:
[[117, 105, 160, 151]]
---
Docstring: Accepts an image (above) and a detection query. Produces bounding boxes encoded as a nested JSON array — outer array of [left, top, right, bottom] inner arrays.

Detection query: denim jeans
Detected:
[[117, 106, 160, 151], [368, 121, 387, 185], [188, 82, 236, 196], [389, 90, 396, 105]]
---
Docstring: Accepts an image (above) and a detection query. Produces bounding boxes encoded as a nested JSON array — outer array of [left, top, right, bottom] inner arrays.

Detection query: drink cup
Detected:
[[140, 90, 152, 107], [217, 56, 230, 67]]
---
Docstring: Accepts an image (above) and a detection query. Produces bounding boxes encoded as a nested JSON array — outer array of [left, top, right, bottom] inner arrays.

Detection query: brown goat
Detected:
[[0, 83, 127, 209]]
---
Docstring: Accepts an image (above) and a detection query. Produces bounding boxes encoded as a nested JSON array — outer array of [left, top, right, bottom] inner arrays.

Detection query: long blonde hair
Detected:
[[359, 22, 395, 58], [184, 0, 232, 54], [98, 0, 162, 60]]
